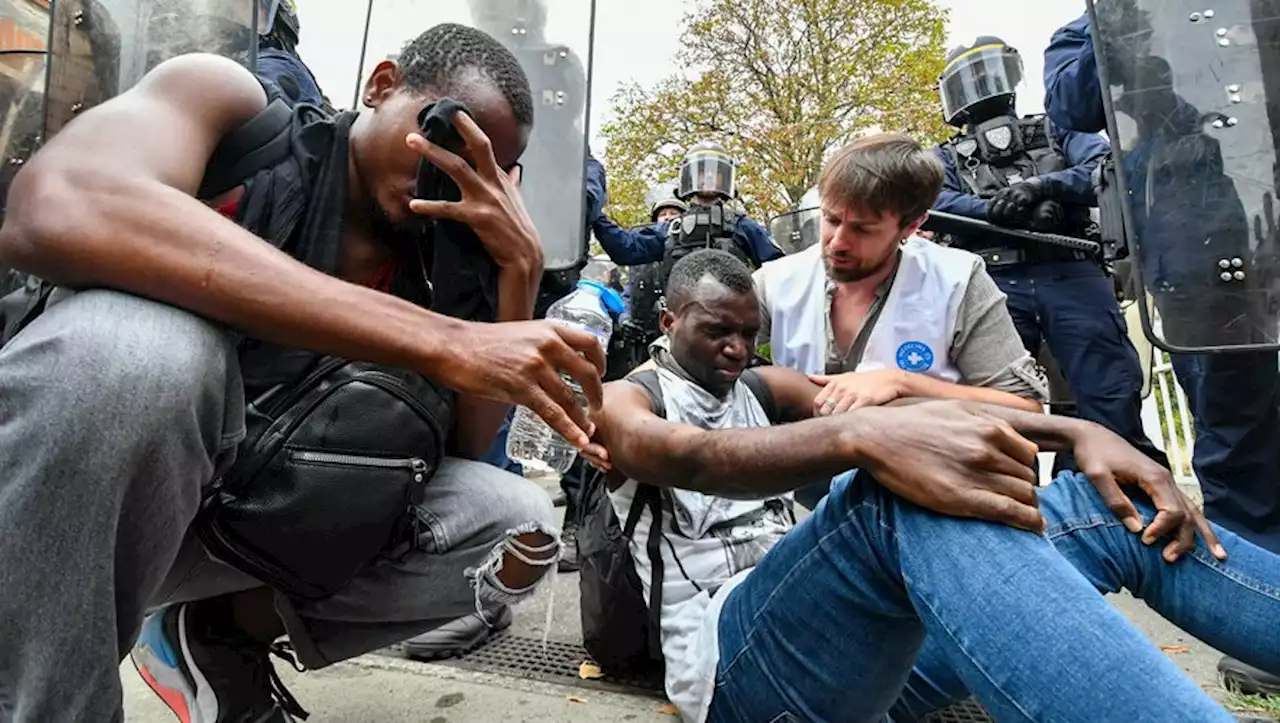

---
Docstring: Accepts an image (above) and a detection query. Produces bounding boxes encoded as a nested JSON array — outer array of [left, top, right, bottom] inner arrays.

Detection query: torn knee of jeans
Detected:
[[465, 522, 560, 609]]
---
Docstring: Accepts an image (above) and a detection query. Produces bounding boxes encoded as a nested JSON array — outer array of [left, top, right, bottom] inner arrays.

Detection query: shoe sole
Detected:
[[131, 606, 218, 723], [1221, 670, 1280, 697], [403, 615, 514, 661]]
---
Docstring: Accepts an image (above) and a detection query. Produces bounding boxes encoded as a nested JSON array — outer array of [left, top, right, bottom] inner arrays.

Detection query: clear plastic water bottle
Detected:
[[507, 280, 626, 474]]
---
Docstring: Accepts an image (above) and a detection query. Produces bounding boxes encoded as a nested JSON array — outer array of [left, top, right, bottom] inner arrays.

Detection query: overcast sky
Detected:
[[295, 1, 1090, 155]]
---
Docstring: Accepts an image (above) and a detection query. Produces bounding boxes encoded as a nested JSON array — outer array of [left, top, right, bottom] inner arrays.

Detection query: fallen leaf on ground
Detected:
[[578, 661, 604, 680], [1159, 645, 1191, 654], [658, 702, 679, 716], [567, 695, 589, 704]]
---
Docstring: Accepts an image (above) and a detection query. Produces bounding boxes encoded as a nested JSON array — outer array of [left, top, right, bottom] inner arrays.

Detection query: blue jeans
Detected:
[[707, 471, 1277, 722], [888, 471, 1280, 720]]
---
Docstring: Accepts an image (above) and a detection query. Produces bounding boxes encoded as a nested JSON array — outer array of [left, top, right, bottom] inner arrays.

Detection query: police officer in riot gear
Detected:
[[590, 142, 781, 267], [591, 144, 780, 383], [932, 36, 1167, 474], [1046, 4, 1280, 694], [601, 141, 781, 332]]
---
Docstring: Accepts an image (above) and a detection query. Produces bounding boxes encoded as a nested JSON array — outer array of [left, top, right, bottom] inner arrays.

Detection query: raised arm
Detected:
[[0, 54, 603, 447], [591, 214, 668, 265]]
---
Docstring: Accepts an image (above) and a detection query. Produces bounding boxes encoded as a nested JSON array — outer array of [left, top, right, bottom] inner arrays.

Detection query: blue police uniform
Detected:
[[1045, 14, 1280, 553], [934, 116, 1167, 472], [256, 48, 324, 108], [592, 211, 783, 267]]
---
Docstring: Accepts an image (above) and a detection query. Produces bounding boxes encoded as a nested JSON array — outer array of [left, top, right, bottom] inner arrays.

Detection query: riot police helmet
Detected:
[[678, 141, 736, 201], [644, 180, 687, 222], [258, 0, 300, 52], [939, 36, 1023, 127]]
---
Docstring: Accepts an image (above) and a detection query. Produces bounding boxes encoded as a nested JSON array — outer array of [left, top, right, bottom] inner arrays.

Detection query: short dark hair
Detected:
[[666, 250, 755, 310], [398, 23, 534, 128], [819, 133, 944, 229]]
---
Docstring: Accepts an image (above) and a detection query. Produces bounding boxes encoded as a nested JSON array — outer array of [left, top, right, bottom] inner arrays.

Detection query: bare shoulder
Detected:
[[114, 53, 267, 133]]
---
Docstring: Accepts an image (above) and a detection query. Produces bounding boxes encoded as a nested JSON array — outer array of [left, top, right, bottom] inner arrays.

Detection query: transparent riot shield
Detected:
[[768, 207, 820, 254], [354, 0, 597, 271], [1, 0, 52, 297], [44, 0, 261, 137], [1090, 0, 1280, 352]]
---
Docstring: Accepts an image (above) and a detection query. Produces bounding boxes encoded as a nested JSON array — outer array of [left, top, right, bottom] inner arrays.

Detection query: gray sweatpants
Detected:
[[0, 289, 560, 723]]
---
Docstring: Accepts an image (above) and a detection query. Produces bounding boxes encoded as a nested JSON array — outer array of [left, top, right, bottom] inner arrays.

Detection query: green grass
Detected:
[[1226, 691, 1280, 720]]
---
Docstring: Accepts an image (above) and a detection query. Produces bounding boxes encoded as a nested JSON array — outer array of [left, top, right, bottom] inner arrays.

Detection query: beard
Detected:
[[364, 197, 428, 255], [824, 250, 898, 283]]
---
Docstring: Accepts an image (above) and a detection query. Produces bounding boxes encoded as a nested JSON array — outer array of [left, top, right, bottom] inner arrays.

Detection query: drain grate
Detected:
[[922, 698, 993, 723], [379, 632, 666, 697], [380, 633, 992, 720]]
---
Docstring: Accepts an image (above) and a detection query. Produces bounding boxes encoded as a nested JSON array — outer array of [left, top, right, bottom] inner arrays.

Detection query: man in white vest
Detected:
[[755, 134, 1048, 507], [587, 249, 1279, 723]]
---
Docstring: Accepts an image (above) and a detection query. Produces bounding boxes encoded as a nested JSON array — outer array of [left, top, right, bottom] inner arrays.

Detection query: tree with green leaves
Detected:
[[597, 0, 952, 229]]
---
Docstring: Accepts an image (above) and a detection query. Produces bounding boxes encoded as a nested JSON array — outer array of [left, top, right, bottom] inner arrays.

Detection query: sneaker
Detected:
[[131, 603, 309, 722], [558, 520, 581, 573], [1220, 655, 1280, 697], [402, 605, 514, 660]]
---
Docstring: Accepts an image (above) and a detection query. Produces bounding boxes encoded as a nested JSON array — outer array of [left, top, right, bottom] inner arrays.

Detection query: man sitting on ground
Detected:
[[588, 248, 1280, 723]]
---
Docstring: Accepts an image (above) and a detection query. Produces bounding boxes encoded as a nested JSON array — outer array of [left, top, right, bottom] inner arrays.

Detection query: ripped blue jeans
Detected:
[[708, 471, 1279, 722], [0, 289, 561, 722], [158, 456, 563, 670]]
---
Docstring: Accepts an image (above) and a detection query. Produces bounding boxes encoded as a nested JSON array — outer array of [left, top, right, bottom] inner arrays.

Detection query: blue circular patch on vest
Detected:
[[896, 341, 934, 373]]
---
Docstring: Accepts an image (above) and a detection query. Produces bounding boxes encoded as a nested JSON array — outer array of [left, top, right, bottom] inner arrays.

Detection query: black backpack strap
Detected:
[[626, 369, 666, 418], [641, 484, 665, 658], [621, 481, 649, 538], [739, 368, 779, 423], [198, 98, 295, 199]]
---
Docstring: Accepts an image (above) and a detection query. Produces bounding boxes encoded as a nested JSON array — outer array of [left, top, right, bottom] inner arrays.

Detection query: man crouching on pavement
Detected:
[[585, 249, 1280, 722], [0, 23, 607, 723]]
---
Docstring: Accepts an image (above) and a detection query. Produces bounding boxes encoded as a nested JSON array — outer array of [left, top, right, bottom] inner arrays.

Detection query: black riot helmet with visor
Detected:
[[678, 141, 736, 201], [257, 0, 300, 53], [939, 37, 1023, 127]]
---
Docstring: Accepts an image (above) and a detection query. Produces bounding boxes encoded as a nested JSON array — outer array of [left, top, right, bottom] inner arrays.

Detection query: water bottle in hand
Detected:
[[507, 280, 625, 474]]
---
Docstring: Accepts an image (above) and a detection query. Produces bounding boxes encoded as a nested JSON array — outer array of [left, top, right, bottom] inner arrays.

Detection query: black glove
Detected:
[[1029, 200, 1065, 232], [987, 179, 1044, 228]]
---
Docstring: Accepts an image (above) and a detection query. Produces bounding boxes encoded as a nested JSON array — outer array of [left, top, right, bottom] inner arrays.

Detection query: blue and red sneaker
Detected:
[[131, 603, 307, 723]]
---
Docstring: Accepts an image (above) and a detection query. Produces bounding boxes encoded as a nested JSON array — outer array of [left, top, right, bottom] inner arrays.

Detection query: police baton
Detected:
[[921, 210, 1102, 256]]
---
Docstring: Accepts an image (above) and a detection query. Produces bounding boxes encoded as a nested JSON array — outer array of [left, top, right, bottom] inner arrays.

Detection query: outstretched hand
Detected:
[[809, 370, 907, 416], [441, 319, 607, 457]]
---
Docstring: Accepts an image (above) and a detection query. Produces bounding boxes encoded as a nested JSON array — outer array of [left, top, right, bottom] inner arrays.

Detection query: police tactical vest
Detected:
[[947, 114, 1091, 236], [626, 202, 755, 339], [665, 202, 752, 273]]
